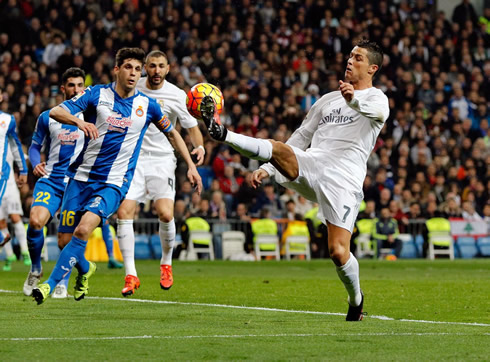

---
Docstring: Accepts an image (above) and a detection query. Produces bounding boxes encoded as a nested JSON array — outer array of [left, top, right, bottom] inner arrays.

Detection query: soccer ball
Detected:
[[186, 83, 224, 119]]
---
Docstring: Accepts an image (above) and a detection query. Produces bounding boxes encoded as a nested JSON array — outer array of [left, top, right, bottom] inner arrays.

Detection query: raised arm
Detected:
[[339, 81, 389, 122]]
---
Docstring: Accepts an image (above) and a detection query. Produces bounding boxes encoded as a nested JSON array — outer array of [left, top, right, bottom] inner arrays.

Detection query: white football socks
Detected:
[[159, 219, 175, 265], [336, 252, 362, 307], [117, 219, 137, 277], [225, 131, 273, 161], [14, 221, 28, 253]]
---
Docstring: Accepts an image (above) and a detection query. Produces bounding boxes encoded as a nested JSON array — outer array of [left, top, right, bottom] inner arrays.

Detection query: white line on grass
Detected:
[[1, 332, 488, 342], [2, 289, 489, 328]]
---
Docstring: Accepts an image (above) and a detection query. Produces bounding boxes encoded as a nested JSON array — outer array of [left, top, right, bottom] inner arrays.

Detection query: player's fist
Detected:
[[33, 162, 47, 177], [339, 80, 354, 103], [251, 169, 270, 189]]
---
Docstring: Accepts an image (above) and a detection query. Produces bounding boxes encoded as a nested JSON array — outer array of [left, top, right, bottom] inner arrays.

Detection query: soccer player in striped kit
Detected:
[[32, 48, 202, 304], [117, 50, 205, 296]]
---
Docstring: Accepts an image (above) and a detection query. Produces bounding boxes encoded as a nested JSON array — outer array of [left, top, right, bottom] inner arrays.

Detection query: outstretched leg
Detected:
[[201, 96, 299, 180]]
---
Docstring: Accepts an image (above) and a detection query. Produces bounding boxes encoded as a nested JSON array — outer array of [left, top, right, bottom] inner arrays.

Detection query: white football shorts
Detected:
[[125, 153, 177, 203], [274, 146, 363, 233], [0, 171, 24, 218]]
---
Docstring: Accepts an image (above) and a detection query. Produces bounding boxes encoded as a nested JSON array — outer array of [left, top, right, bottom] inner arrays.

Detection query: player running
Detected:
[[32, 48, 202, 304], [0, 89, 27, 249], [23, 67, 86, 297], [201, 40, 389, 321], [117, 50, 205, 296]]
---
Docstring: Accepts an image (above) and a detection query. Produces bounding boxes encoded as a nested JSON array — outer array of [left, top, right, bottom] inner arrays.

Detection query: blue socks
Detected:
[[27, 226, 44, 274], [45, 236, 88, 291], [102, 222, 114, 258]]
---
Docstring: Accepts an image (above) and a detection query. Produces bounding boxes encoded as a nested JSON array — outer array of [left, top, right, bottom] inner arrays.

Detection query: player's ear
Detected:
[[368, 64, 378, 76]]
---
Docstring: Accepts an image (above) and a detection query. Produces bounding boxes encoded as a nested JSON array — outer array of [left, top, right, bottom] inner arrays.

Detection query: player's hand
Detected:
[[187, 167, 203, 195], [78, 121, 98, 139], [191, 146, 205, 166], [339, 80, 354, 103], [33, 162, 47, 177], [17, 174, 27, 188], [251, 169, 269, 189]]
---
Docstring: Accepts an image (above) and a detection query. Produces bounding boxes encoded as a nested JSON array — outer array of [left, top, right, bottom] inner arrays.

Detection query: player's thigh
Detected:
[[270, 140, 299, 180], [32, 179, 64, 219], [145, 156, 177, 201]]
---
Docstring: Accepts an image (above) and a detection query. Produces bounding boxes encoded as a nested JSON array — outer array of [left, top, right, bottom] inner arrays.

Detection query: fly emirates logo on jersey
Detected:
[[319, 107, 354, 126], [106, 112, 133, 133], [57, 129, 80, 145]]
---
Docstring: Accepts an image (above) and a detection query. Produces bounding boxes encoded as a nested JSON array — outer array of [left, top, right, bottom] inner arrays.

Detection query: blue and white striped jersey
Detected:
[[0, 111, 27, 180], [31, 110, 84, 182], [59, 83, 173, 187]]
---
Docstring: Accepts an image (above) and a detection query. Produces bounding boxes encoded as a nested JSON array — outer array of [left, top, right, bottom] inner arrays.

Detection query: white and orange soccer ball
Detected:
[[186, 83, 224, 119]]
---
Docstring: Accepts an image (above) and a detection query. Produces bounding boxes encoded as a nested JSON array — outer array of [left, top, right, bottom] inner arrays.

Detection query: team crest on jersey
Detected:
[[135, 106, 144, 117], [157, 99, 165, 109], [106, 113, 133, 133], [0, 121, 6, 128], [71, 90, 85, 102], [57, 129, 80, 145]]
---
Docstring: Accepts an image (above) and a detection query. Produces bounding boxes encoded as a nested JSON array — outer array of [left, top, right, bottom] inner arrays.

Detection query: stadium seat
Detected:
[[221, 231, 246, 260], [476, 236, 490, 256], [254, 234, 280, 260], [285, 235, 311, 260], [134, 234, 151, 259], [426, 218, 454, 260], [44, 236, 60, 261], [455, 236, 478, 259], [150, 234, 162, 259], [187, 230, 214, 260], [398, 234, 417, 259], [251, 218, 280, 261]]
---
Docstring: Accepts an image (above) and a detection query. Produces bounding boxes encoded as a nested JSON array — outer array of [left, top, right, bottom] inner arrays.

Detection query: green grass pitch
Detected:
[[0, 259, 489, 361]]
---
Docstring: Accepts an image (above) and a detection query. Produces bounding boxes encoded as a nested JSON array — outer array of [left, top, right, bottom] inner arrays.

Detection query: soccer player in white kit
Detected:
[[117, 50, 205, 296], [201, 40, 389, 321]]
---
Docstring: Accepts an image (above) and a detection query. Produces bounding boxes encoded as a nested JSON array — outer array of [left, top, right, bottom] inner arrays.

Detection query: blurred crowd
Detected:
[[0, 0, 489, 227]]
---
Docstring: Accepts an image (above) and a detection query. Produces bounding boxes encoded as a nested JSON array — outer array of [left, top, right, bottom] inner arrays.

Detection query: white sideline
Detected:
[[1, 289, 489, 328], [1, 332, 489, 342]]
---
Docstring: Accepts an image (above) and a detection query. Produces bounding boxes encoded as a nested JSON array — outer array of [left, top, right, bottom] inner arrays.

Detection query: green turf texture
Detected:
[[0, 259, 489, 361]]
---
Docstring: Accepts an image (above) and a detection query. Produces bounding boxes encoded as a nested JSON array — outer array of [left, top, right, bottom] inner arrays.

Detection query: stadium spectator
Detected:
[[373, 207, 402, 259]]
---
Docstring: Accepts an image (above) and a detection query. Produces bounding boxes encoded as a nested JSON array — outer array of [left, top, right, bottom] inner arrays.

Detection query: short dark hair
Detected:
[[115, 47, 145, 67], [356, 39, 383, 76], [145, 50, 168, 64], [61, 67, 85, 84]]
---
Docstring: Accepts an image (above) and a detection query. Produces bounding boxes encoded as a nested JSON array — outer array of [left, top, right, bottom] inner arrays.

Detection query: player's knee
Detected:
[[10, 214, 21, 223], [157, 210, 173, 223], [117, 207, 133, 220], [328, 242, 348, 266], [29, 214, 44, 230], [73, 224, 92, 240]]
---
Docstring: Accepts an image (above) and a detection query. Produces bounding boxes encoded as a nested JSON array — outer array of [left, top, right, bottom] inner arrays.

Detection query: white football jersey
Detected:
[[263, 87, 389, 190], [136, 78, 198, 156]]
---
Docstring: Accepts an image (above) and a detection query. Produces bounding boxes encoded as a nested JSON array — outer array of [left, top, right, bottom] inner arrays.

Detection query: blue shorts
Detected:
[[31, 177, 66, 218], [58, 179, 125, 234]]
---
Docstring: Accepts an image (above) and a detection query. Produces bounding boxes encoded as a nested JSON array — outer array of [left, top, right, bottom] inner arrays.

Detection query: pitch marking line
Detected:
[[2, 332, 489, 342], [2, 289, 489, 328]]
